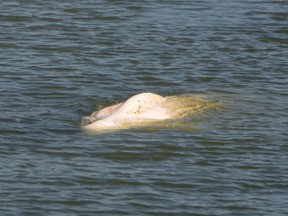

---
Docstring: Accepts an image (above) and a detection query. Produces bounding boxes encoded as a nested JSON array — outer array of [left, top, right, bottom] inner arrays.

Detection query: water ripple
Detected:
[[1, 0, 288, 215]]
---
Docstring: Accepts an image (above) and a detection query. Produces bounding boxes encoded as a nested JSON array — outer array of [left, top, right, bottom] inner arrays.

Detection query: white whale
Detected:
[[81, 92, 219, 132]]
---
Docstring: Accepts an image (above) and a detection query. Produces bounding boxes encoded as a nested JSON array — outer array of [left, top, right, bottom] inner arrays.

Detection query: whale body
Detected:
[[81, 92, 219, 132]]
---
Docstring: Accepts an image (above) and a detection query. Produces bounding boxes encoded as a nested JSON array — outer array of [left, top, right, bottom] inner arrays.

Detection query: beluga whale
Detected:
[[81, 92, 219, 132]]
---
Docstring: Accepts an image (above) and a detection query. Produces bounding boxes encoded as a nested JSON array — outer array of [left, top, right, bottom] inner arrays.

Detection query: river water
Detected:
[[1, 0, 288, 215]]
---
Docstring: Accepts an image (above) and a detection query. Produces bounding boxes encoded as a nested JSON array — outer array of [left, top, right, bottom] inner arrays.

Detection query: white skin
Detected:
[[82, 93, 169, 130], [81, 92, 219, 131]]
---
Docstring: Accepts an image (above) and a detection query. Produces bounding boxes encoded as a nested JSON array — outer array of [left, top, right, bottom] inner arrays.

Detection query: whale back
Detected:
[[109, 92, 168, 121], [81, 93, 220, 131]]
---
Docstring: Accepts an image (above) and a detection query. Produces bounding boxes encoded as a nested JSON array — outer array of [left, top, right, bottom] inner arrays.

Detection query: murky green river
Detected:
[[1, 0, 287, 215]]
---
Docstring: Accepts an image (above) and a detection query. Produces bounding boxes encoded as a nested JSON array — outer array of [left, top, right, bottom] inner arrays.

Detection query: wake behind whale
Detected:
[[81, 92, 219, 132]]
